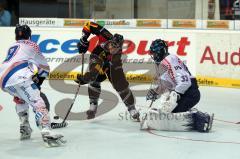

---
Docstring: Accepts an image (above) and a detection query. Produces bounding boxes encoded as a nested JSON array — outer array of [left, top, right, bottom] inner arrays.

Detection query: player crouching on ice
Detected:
[[0, 24, 66, 147], [141, 39, 214, 132]]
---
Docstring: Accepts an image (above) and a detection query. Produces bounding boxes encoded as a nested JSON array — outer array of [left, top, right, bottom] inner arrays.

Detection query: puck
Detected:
[[54, 115, 60, 120]]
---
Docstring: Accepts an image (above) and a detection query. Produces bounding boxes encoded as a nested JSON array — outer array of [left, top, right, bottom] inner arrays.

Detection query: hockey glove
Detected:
[[146, 89, 158, 101], [77, 38, 89, 54], [32, 74, 46, 90], [112, 33, 124, 46], [74, 74, 88, 85]]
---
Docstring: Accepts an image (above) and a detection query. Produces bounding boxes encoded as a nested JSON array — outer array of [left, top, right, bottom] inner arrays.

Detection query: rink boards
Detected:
[[0, 27, 240, 88]]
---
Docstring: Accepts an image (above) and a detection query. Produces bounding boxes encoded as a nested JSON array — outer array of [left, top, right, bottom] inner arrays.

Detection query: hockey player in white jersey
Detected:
[[0, 24, 66, 147], [141, 39, 213, 132]]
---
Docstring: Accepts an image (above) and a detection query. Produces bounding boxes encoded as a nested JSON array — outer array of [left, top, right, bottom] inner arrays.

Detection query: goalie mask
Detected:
[[149, 39, 169, 64], [15, 24, 32, 41]]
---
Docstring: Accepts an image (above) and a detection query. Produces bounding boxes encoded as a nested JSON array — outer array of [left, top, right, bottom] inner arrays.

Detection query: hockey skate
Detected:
[[193, 110, 214, 133], [86, 103, 98, 119], [41, 128, 66, 147], [18, 110, 32, 140], [205, 113, 214, 132], [20, 123, 32, 140], [128, 107, 140, 122]]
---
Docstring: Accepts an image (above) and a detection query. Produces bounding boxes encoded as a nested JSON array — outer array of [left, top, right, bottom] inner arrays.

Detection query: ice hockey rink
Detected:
[[0, 80, 240, 159]]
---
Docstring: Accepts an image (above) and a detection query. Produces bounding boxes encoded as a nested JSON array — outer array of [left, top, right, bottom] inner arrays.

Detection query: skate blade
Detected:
[[44, 138, 66, 148], [135, 118, 140, 122], [87, 115, 96, 120], [44, 142, 61, 148], [207, 113, 214, 132], [20, 129, 32, 140], [20, 135, 31, 140], [131, 115, 140, 122]]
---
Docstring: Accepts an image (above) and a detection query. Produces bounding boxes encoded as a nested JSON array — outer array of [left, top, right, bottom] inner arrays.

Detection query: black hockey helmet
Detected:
[[15, 24, 32, 40], [112, 33, 124, 47], [149, 39, 169, 64], [102, 33, 124, 54]]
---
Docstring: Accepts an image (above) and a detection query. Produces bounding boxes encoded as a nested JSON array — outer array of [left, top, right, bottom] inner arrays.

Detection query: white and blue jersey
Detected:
[[0, 40, 49, 89], [157, 54, 194, 94]]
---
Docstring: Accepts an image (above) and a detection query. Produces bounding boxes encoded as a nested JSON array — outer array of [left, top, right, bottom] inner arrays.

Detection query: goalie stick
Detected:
[[142, 99, 154, 120], [51, 53, 84, 129]]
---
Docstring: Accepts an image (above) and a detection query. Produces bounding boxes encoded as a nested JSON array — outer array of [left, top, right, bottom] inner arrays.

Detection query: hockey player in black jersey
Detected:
[[75, 21, 140, 120]]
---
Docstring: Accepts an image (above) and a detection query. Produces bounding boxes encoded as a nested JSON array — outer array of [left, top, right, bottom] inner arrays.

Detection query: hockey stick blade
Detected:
[[51, 122, 68, 129]]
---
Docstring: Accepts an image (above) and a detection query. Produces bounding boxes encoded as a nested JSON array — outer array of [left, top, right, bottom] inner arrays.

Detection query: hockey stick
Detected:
[[140, 99, 154, 129], [140, 64, 165, 125], [51, 53, 84, 129], [142, 99, 154, 120]]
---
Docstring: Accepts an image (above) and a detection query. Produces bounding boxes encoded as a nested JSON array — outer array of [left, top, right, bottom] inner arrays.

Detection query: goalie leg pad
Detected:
[[142, 109, 194, 131]]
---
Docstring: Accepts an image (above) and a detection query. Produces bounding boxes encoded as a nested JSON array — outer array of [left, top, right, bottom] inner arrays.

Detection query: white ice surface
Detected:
[[0, 81, 240, 159]]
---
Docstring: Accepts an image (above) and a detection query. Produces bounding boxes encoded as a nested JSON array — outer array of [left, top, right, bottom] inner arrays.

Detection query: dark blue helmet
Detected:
[[149, 39, 168, 64], [15, 24, 32, 40]]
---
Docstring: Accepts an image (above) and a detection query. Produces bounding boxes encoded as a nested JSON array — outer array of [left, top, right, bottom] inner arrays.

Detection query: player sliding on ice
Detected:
[[0, 24, 66, 147], [141, 39, 214, 132], [75, 21, 140, 120]]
